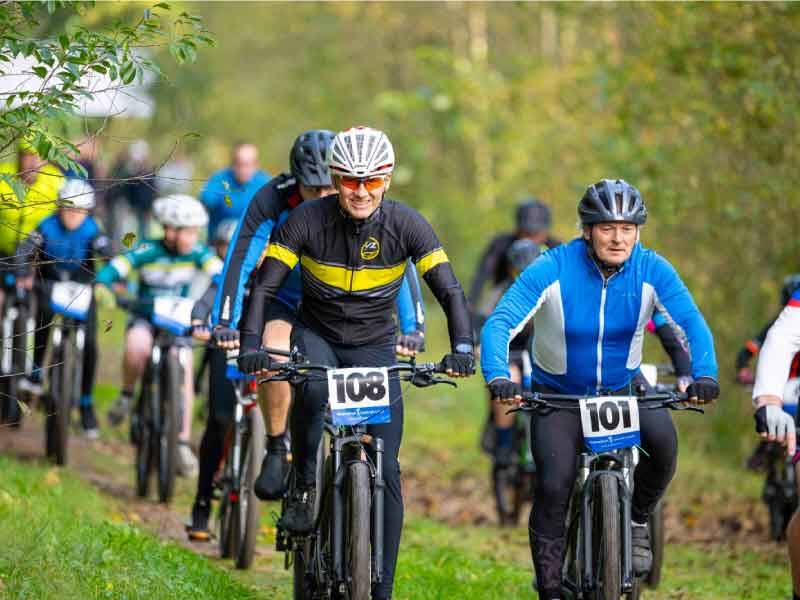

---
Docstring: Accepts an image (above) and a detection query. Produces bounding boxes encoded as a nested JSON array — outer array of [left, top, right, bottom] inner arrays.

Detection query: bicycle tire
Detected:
[[592, 473, 621, 600], [292, 452, 331, 600], [157, 352, 182, 504], [345, 462, 372, 600], [646, 500, 665, 588], [234, 406, 265, 569], [218, 479, 234, 558], [3, 304, 27, 427], [135, 378, 153, 498], [49, 337, 72, 466], [492, 463, 519, 526]]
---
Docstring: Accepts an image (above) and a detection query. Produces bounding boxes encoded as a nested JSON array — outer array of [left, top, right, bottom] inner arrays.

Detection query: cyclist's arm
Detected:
[[651, 311, 692, 378], [192, 278, 219, 323], [396, 260, 425, 335], [753, 294, 800, 402], [406, 212, 472, 351], [238, 212, 304, 350], [735, 319, 775, 370], [91, 232, 114, 262], [467, 236, 505, 308], [480, 253, 559, 383], [197, 245, 223, 277], [95, 241, 150, 288], [649, 255, 717, 380], [212, 183, 278, 328], [14, 228, 44, 277]]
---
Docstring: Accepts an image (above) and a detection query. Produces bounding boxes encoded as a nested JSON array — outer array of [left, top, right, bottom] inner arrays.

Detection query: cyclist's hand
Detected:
[[441, 351, 475, 377], [396, 332, 425, 357], [754, 402, 796, 456], [736, 367, 755, 385], [212, 325, 240, 349], [488, 378, 522, 405], [15, 275, 33, 291], [94, 284, 115, 310], [686, 376, 719, 404], [191, 320, 211, 341], [238, 349, 272, 375], [676, 375, 692, 394]]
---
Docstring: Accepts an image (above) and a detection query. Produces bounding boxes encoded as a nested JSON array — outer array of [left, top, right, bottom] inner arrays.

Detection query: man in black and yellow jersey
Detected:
[[238, 126, 474, 600]]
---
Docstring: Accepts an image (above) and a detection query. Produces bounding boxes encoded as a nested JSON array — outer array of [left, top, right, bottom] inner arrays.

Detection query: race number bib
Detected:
[[50, 281, 92, 321], [327, 367, 391, 426], [152, 296, 194, 335], [579, 396, 640, 453]]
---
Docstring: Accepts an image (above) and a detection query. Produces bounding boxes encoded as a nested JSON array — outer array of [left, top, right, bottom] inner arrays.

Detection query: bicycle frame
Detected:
[[225, 376, 259, 503]]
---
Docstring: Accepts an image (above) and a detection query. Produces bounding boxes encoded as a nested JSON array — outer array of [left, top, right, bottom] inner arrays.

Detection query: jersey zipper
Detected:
[[591, 260, 621, 392]]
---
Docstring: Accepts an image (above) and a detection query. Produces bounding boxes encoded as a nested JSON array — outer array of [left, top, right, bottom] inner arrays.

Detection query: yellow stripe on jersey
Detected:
[[300, 256, 406, 292], [416, 248, 448, 276], [266, 243, 300, 269]]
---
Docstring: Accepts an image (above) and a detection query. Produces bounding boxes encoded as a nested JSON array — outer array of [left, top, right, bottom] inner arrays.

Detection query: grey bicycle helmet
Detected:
[[290, 129, 335, 187], [507, 238, 541, 273], [516, 199, 551, 234], [578, 179, 647, 226]]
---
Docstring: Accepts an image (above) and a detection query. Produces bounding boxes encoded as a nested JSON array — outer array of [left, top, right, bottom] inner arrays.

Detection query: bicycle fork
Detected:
[[331, 433, 385, 587]]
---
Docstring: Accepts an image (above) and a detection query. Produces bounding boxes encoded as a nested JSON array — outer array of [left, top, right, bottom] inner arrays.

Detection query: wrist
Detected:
[[240, 333, 260, 350], [755, 395, 783, 409]]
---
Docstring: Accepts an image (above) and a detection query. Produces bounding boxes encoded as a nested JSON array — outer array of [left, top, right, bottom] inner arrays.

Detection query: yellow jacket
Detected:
[[0, 162, 63, 255]]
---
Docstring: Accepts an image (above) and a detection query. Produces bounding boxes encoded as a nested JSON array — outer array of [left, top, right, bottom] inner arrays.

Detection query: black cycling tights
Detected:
[[196, 349, 236, 503], [529, 390, 678, 598], [291, 326, 403, 600]]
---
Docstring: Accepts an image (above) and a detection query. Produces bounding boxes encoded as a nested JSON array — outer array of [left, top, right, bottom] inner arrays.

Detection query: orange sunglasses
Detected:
[[338, 176, 386, 192]]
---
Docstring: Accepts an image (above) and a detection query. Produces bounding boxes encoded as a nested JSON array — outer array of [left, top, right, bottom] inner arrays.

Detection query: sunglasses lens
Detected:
[[340, 176, 384, 191], [364, 177, 384, 191]]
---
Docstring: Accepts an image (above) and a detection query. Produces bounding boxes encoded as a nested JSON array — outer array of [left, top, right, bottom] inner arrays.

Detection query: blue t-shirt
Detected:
[[199, 167, 271, 238]]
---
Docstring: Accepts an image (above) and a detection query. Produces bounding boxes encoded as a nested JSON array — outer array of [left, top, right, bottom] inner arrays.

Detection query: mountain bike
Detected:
[[515, 388, 703, 600], [266, 354, 455, 600], [43, 278, 93, 465], [120, 295, 193, 504], [0, 282, 32, 426], [491, 406, 535, 526], [762, 438, 798, 541], [216, 349, 266, 570]]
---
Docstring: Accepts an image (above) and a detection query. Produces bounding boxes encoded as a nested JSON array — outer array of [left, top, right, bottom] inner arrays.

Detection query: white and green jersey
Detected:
[[97, 238, 222, 305]]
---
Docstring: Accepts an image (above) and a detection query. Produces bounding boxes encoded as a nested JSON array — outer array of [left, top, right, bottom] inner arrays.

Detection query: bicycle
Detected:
[[514, 388, 703, 600], [120, 294, 193, 504], [265, 353, 455, 600], [762, 437, 798, 541], [0, 281, 33, 426], [42, 278, 93, 465], [215, 348, 266, 570]]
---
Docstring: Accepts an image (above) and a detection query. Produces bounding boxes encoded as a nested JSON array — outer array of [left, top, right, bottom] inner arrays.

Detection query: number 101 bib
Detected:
[[327, 367, 391, 426], [579, 396, 640, 453]]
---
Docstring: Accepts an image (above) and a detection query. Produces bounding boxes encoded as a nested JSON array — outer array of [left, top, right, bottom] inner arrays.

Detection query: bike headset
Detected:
[[578, 178, 647, 274]]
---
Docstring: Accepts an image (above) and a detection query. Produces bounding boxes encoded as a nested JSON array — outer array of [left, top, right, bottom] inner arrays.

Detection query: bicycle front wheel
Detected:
[[346, 462, 372, 600], [47, 336, 73, 465], [592, 473, 621, 600], [157, 352, 182, 504], [135, 380, 154, 499], [234, 406, 265, 569]]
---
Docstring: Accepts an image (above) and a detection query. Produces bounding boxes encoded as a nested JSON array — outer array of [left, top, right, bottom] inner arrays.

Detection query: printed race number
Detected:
[[579, 396, 640, 453], [327, 367, 390, 426], [50, 281, 92, 321], [152, 295, 194, 335]]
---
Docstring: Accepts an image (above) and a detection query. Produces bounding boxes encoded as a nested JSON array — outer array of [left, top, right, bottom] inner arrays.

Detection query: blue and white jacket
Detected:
[[481, 238, 717, 394]]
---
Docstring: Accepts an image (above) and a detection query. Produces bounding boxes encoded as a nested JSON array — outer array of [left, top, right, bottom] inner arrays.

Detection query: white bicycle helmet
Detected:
[[58, 178, 96, 210], [213, 218, 238, 244], [327, 126, 395, 178], [152, 194, 208, 228]]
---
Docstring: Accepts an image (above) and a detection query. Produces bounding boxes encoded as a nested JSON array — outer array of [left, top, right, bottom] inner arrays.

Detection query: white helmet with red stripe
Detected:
[[327, 126, 395, 178]]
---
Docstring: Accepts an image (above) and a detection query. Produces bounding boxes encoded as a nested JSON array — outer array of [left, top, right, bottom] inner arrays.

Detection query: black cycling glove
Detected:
[[686, 376, 720, 403], [440, 351, 475, 376], [212, 325, 240, 345], [238, 350, 272, 375], [488, 378, 522, 401], [397, 331, 425, 353]]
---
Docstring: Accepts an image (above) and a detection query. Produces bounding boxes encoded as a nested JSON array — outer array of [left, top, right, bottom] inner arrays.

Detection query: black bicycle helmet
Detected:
[[781, 274, 800, 305], [516, 199, 552, 233], [290, 129, 335, 187], [578, 179, 647, 226], [507, 238, 541, 273]]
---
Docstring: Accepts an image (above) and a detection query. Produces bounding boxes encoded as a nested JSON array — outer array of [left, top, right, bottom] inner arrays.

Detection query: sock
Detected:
[[495, 425, 513, 449], [267, 433, 287, 452], [79, 394, 92, 408]]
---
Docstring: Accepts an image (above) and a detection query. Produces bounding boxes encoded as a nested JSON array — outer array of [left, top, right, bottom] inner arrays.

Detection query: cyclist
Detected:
[[737, 274, 800, 470], [237, 126, 474, 600], [98, 194, 222, 476], [185, 220, 426, 541], [199, 141, 271, 240], [468, 197, 560, 311], [481, 179, 718, 600], [210, 130, 426, 503], [751, 285, 800, 600], [14, 179, 112, 437]]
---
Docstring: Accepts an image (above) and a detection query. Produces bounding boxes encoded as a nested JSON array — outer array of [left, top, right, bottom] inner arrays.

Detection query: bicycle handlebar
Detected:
[[510, 390, 704, 414]]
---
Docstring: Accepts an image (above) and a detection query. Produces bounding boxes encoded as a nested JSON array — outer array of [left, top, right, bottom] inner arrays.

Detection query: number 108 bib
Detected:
[[579, 396, 640, 453], [327, 367, 391, 426]]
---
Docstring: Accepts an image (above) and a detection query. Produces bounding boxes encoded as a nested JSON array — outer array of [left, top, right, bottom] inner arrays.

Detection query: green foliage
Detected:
[[0, 1, 214, 175]]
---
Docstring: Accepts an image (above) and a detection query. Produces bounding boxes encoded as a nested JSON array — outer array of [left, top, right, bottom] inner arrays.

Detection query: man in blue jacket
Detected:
[[199, 142, 271, 239], [481, 179, 719, 600]]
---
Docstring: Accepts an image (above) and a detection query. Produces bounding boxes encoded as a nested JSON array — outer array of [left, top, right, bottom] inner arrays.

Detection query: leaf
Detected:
[[90, 64, 107, 75], [103, 320, 113, 333], [153, 1, 171, 8], [223, 194, 232, 208], [121, 232, 136, 248], [32, 66, 47, 78], [58, 34, 69, 51]]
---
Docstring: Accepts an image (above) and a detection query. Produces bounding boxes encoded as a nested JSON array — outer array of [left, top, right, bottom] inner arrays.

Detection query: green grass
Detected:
[[0, 456, 255, 600]]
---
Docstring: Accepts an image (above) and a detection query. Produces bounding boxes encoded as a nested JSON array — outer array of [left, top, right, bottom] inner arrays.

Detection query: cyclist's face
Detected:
[[334, 175, 389, 220], [163, 226, 178, 249], [215, 240, 229, 260], [232, 144, 259, 184], [584, 222, 637, 265], [298, 183, 336, 202], [58, 207, 89, 231], [18, 151, 41, 185], [174, 227, 199, 254]]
